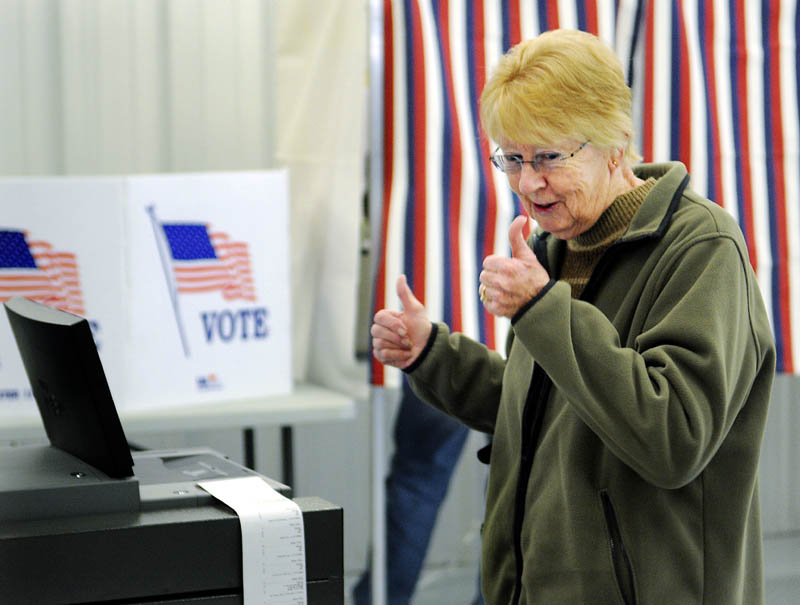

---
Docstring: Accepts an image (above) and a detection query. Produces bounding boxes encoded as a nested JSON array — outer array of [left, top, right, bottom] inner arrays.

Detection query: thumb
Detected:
[[509, 215, 535, 260], [396, 274, 420, 311]]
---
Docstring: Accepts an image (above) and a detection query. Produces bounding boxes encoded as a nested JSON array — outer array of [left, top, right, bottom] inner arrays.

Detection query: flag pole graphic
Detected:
[[146, 205, 190, 357]]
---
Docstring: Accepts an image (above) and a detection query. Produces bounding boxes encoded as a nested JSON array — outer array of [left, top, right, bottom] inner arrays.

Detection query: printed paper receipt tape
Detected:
[[198, 476, 307, 605]]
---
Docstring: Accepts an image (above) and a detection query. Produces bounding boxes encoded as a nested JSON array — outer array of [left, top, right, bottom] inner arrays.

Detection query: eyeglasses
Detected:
[[490, 141, 589, 174]]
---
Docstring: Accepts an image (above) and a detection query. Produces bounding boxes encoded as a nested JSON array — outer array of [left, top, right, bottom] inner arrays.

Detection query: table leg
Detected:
[[281, 425, 294, 488], [243, 428, 255, 470], [242, 426, 294, 489]]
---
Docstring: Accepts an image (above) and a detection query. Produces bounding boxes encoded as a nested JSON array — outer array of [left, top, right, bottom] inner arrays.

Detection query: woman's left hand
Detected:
[[479, 215, 551, 318]]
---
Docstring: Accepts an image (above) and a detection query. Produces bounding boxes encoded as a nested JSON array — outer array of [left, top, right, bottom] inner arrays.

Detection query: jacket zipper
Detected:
[[508, 236, 556, 604], [600, 491, 637, 605], [510, 368, 551, 604], [508, 235, 629, 603]]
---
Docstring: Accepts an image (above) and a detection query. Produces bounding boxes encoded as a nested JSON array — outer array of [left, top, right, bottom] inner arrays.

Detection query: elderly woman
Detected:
[[371, 28, 776, 604]]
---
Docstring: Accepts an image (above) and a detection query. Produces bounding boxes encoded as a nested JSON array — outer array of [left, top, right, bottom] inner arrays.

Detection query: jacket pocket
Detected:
[[600, 490, 637, 605]]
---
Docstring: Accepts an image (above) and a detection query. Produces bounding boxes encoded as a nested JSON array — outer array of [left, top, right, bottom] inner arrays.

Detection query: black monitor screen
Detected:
[[4, 297, 133, 478]]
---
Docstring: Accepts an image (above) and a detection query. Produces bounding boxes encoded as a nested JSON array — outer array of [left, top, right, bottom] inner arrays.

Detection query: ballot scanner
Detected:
[[0, 297, 343, 604]]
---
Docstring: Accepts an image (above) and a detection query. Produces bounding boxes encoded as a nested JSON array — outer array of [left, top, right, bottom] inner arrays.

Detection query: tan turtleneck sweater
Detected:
[[560, 178, 656, 298]]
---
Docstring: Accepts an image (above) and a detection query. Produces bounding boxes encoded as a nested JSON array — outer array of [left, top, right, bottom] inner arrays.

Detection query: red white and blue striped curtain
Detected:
[[371, 0, 798, 386], [631, 0, 799, 373]]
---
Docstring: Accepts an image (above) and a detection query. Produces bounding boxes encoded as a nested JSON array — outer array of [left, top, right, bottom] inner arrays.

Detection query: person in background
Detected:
[[352, 378, 484, 605], [370, 28, 775, 604]]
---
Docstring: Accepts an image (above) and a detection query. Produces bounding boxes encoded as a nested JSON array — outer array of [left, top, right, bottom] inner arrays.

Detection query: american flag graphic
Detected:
[[371, 0, 799, 385], [0, 229, 85, 316], [162, 223, 256, 302]]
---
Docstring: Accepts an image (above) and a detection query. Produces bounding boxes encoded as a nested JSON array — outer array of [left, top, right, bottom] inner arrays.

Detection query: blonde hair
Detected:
[[480, 29, 641, 163]]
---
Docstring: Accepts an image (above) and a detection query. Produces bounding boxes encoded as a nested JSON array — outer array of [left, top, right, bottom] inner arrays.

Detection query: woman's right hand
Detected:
[[371, 275, 432, 369]]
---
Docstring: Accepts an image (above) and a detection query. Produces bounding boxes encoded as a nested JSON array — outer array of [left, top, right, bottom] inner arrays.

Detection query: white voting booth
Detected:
[[0, 171, 292, 417]]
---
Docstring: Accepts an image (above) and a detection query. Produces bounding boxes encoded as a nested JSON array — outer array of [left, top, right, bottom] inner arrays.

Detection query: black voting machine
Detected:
[[0, 297, 343, 604]]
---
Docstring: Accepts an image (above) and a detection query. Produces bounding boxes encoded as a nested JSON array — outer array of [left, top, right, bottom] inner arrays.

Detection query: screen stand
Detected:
[[0, 444, 140, 522]]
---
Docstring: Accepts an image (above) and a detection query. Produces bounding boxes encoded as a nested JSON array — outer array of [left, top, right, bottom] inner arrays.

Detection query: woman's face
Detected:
[[498, 139, 615, 240]]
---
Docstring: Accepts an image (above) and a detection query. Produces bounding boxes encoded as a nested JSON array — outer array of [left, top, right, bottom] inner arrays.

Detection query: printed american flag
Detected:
[[0, 229, 85, 316], [371, 0, 800, 385], [161, 223, 256, 302]]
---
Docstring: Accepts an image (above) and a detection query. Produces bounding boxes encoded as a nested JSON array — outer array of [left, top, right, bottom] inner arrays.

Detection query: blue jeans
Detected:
[[353, 379, 484, 605]]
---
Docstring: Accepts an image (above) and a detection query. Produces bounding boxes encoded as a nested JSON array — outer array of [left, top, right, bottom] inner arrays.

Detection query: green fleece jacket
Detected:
[[406, 162, 776, 604]]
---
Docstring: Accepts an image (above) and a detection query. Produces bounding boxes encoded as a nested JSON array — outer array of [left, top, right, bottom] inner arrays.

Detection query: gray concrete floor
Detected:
[[764, 533, 800, 605]]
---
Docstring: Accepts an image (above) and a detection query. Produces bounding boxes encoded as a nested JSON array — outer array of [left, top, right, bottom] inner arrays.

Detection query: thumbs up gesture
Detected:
[[479, 215, 551, 318], [371, 275, 433, 369]]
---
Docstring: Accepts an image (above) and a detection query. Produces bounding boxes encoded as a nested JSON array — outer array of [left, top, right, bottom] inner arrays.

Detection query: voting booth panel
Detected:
[[0, 178, 128, 416], [124, 171, 292, 410], [0, 171, 291, 416]]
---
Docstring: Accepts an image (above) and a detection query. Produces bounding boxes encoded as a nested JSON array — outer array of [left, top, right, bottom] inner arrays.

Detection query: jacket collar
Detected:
[[622, 161, 690, 241], [534, 162, 690, 269]]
